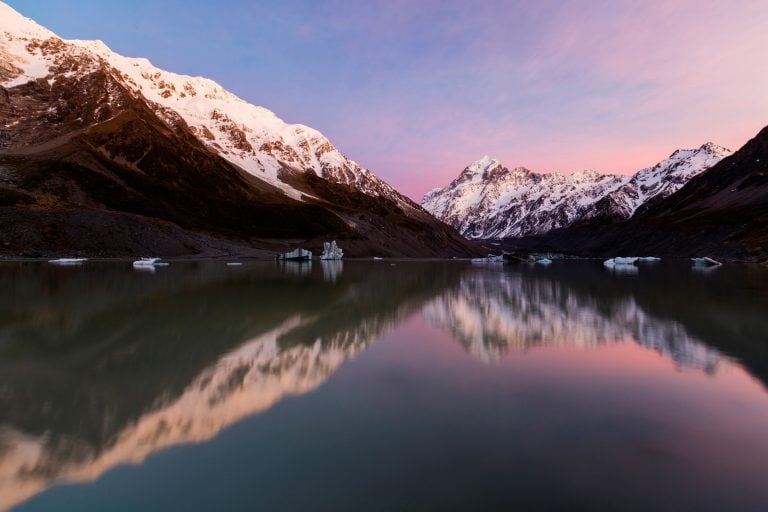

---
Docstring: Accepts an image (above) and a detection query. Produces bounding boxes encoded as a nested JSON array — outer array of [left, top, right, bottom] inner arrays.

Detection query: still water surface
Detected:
[[1, 260, 768, 511]]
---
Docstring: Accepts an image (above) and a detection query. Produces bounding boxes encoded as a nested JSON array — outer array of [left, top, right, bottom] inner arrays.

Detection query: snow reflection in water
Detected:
[[424, 268, 721, 370]]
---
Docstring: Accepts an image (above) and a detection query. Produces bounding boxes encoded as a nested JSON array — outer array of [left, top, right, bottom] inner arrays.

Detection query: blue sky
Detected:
[[7, 0, 768, 198]]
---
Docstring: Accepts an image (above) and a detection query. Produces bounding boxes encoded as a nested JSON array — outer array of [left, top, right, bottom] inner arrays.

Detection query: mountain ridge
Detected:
[[422, 143, 731, 239]]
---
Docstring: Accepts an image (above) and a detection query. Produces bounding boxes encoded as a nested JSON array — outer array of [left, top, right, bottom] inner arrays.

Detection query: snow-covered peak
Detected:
[[0, 2, 58, 86], [468, 155, 501, 173], [456, 156, 502, 182], [698, 141, 730, 155], [664, 142, 729, 165], [0, 2, 55, 39]]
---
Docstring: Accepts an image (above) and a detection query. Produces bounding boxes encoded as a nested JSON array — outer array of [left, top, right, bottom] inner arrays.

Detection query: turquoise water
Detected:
[[2, 260, 768, 511]]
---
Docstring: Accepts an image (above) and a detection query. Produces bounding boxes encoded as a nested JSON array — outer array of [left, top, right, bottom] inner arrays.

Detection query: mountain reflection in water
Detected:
[[1, 260, 767, 510], [423, 268, 721, 370]]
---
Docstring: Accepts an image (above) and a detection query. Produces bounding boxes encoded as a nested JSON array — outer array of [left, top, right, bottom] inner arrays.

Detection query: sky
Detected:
[[6, 0, 768, 199]]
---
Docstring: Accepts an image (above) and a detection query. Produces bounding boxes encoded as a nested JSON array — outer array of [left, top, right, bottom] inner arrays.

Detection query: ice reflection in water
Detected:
[[320, 260, 343, 282], [276, 260, 312, 276]]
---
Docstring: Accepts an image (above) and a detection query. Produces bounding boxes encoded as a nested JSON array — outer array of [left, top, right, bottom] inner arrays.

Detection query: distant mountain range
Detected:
[[422, 143, 732, 239], [0, 1, 476, 257]]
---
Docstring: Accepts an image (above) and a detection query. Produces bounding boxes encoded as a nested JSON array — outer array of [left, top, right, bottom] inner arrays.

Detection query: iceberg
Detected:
[[276, 248, 312, 261], [535, 258, 553, 265], [638, 257, 661, 262], [132, 257, 169, 269], [691, 257, 722, 268], [319, 241, 343, 260], [604, 257, 638, 268], [48, 258, 87, 265], [226, 262, 243, 266], [472, 254, 504, 263]]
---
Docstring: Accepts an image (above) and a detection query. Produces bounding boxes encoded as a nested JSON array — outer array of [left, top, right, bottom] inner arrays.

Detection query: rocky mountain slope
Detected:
[[0, 2, 477, 257], [422, 144, 731, 239]]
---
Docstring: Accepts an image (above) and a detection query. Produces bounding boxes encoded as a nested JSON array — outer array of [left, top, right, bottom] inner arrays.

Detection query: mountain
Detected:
[[0, 2, 477, 257], [422, 144, 731, 240], [522, 125, 768, 260]]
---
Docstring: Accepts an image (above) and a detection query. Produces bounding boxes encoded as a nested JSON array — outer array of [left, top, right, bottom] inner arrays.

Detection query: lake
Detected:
[[2, 259, 768, 511]]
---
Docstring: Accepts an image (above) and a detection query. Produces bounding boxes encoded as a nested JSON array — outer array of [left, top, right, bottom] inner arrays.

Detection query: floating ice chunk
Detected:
[[134, 257, 159, 265], [373, 257, 383, 260], [535, 258, 552, 265], [133, 257, 168, 268], [48, 258, 87, 265], [691, 257, 722, 267], [472, 254, 504, 263], [638, 257, 661, 262], [226, 262, 243, 266], [604, 257, 638, 267], [320, 241, 343, 260], [276, 248, 312, 261]]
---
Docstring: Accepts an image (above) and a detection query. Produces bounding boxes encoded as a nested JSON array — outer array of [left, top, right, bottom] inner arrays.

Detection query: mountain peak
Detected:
[[667, 142, 731, 161], [465, 155, 502, 174], [698, 141, 730, 155], [0, 1, 55, 39]]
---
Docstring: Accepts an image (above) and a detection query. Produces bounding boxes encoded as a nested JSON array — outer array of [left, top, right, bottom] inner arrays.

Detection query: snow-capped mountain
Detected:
[[0, 2, 477, 257], [569, 124, 768, 260], [422, 144, 731, 239], [0, 2, 407, 205]]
